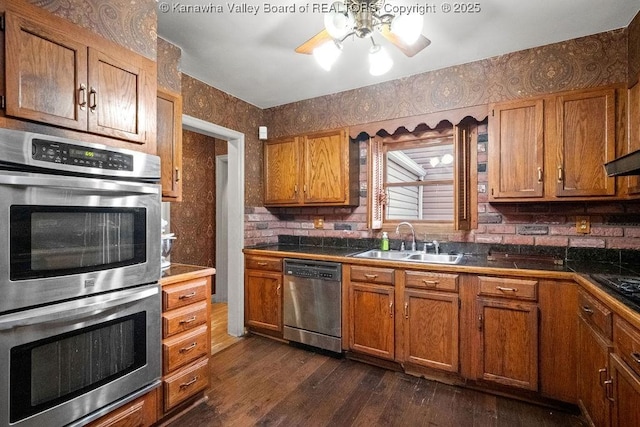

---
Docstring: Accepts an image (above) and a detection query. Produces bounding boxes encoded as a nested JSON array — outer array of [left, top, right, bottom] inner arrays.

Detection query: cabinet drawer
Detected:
[[404, 270, 459, 292], [614, 317, 640, 377], [246, 256, 282, 272], [163, 278, 208, 311], [163, 300, 208, 338], [578, 290, 612, 339], [478, 276, 537, 301], [163, 325, 209, 373], [163, 357, 209, 411], [350, 265, 395, 285]]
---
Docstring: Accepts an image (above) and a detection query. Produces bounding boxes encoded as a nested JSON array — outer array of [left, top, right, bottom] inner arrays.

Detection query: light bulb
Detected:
[[390, 14, 423, 45], [313, 41, 342, 71], [324, 1, 352, 39], [441, 154, 454, 165], [369, 45, 393, 76], [429, 157, 440, 167]]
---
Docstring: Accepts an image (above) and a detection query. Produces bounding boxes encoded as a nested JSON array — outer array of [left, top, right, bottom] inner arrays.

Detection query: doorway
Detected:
[[182, 115, 245, 338]]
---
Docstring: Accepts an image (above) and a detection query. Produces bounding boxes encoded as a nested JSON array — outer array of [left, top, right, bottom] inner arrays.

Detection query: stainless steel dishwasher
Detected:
[[283, 259, 342, 353]]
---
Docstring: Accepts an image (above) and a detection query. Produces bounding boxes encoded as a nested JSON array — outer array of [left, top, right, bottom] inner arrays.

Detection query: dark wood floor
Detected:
[[170, 336, 586, 427]]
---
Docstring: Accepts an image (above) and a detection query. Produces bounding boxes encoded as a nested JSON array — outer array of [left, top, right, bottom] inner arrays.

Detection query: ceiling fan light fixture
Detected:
[[313, 40, 343, 71], [390, 14, 424, 45], [368, 44, 393, 76], [324, 1, 353, 39]]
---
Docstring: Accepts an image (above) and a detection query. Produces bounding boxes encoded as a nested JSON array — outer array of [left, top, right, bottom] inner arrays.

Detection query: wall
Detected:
[[245, 26, 640, 251], [629, 11, 640, 85], [28, 0, 156, 60]]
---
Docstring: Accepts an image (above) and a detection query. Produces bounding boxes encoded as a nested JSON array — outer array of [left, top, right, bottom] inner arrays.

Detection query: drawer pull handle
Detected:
[[632, 353, 640, 364], [496, 286, 517, 292], [257, 262, 268, 266], [604, 379, 614, 402], [179, 316, 197, 325], [180, 376, 199, 389], [364, 274, 378, 279], [179, 292, 197, 300], [599, 368, 608, 385], [179, 342, 197, 353], [422, 280, 439, 286], [581, 306, 594, 315]]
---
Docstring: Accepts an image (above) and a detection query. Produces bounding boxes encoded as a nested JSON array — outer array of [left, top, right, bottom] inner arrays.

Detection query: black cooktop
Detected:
[[591, 274, 640, 308]]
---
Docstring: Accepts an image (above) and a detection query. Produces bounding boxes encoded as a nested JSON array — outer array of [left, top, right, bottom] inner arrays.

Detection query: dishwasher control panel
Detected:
[[283, 259, 342, 281]]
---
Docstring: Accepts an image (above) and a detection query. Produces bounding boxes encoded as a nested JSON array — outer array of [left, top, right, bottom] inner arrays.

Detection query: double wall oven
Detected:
[[0, 129, 162, 427]]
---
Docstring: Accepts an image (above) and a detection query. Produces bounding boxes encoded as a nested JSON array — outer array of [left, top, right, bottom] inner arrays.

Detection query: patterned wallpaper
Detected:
[[158, 37, 182, 93], [170, 130, 217, 267], [28, 0, 157, 60], [264, 30, 627, 139], [181, 75, 265, 207], [630, 12, 640, 85]]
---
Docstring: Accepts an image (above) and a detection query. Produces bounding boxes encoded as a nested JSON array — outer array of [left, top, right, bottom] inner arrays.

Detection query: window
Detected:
[[368, 120, 477, 233]]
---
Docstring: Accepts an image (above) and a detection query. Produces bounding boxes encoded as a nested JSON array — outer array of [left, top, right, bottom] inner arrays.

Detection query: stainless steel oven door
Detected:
[[0, 283, 161, 427], [0, 170, 161, 313]]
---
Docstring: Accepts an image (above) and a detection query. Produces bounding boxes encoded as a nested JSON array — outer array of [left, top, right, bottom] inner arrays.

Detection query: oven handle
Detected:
[[0, 173, 159, 195], [0, 285, 158, 331]]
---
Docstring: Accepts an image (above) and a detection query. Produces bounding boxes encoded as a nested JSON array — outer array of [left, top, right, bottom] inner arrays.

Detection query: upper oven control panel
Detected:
[[32, 139, 133, 171]]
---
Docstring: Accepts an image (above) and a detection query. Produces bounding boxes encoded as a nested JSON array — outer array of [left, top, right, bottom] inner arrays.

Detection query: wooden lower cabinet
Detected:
[[159, 268, 213, 421], [477, 297, 539, 391], [245, 269, 283, 334], [349, 282, 395, 360], [87, 389, 158, 427], [402, 289, 459, 372], [609, 353, 640, 427], [577, 314, 613, 427]]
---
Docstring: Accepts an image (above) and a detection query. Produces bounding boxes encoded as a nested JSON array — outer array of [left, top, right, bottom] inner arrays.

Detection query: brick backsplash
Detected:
[[245, 128, 640, 251]]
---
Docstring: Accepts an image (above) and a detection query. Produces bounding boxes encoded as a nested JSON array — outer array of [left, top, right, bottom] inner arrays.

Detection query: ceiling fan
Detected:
[[295, 0, 431, 75]]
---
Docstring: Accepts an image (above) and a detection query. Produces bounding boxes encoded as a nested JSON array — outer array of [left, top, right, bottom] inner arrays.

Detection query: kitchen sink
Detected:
[[405, 253, 464, 264], [351, 249, 411, 260], [350, 249, 463, 265]]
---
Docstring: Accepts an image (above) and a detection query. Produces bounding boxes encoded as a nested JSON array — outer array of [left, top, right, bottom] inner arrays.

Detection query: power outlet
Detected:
[[576, 216, 590, 234], [314, 217, 324, 229]]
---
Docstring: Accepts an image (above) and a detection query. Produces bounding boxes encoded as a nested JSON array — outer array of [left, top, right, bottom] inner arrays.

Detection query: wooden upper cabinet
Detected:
[[303, 129, 349, 204], [489, 86, 621, 201], [87, 48, 149, 143], [5, 11, 88, 131], [157, 89, 183, 201], [554, 88, 616, 197], [3, 6, 155, 146], [264, 136, 301, 205], [489, 98, 544, 199], [263, 128, 359, 207]]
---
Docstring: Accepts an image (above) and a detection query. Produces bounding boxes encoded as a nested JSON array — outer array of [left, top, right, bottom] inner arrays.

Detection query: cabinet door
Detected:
[[244, 270, 282, 333], [489, 99, 544, 199], [610, 353, 640, 427], [349, 282, 395, 360], [5, 11, 88, 131], [477, 298, 538, 390], [303, 129, 349, 204], [87, 48, 149, 142], [403, 289, 459, 372], [263, 137, 301, 205], [555, 88, 616, 197], [157, 89, 183, 201], [577, 315, 612, 427]]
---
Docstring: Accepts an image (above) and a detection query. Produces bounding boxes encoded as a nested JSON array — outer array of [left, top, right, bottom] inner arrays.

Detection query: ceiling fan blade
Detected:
[[295, 29, 334, 55], [381, 27, 431, 57]]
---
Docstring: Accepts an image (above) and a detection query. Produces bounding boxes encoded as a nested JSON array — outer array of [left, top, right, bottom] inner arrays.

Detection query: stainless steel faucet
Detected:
[[395, 222, 416, 251], [422, 240, 440, 254]]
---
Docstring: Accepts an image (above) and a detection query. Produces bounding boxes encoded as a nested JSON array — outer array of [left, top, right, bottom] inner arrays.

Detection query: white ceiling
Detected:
[[157, 0, 639, 109]]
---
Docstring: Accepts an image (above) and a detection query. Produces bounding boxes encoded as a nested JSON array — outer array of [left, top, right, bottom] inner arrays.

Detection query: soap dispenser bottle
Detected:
[[381, 232, 389, 251]]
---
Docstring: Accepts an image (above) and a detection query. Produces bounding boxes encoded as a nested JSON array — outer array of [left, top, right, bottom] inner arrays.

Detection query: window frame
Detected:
[[368, 120, 478, 235]]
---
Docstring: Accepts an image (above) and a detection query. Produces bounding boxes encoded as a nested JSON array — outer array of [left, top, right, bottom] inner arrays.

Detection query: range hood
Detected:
[[604, 149, 640, 176]]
